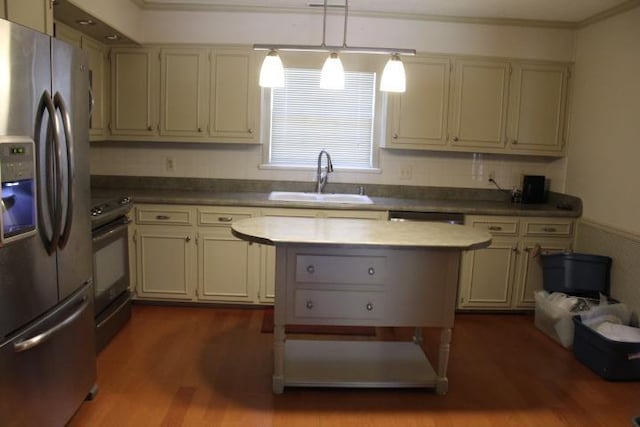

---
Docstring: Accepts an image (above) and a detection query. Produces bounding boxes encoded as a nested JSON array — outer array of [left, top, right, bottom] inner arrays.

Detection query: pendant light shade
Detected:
[[320, 52, 344, 90], [259, 50, 285, 88], [380, 54, 406, 93]]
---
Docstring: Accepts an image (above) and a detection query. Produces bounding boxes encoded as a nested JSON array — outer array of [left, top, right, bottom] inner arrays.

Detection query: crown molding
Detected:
[[130, 0, 640, 30]]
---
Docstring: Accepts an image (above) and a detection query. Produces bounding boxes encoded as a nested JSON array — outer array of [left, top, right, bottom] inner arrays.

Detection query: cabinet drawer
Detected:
[[293, 290, 384, 320], [468, 218, 518, 236], [522, 219, 573, 237], [198, 209, 252, 226], [295, 254, 386, 285], [136, 206, 193, 225]]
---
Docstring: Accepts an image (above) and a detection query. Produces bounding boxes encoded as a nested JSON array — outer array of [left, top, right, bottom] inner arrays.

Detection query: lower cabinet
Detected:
[[458, 215, 574, 310], [130, 203, 386, 305]]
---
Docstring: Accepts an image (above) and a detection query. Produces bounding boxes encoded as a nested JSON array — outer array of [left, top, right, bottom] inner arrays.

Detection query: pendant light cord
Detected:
[[321, 0, 349, 48]]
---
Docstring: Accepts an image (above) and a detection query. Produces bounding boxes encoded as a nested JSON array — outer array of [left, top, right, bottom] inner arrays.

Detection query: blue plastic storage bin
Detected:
[[573, 316, 640, 381], [542, 253, 611, 297]]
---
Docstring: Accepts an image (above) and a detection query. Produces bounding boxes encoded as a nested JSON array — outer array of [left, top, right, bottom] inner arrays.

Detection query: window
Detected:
[[267, 68, 377, 169]]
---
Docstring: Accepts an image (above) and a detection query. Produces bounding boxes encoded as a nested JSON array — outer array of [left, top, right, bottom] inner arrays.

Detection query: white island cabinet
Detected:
[[232, 217, 491, 395]]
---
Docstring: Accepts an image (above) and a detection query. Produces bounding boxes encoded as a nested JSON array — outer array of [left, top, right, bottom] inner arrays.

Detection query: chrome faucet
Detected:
[[316, 150, 334, 193]]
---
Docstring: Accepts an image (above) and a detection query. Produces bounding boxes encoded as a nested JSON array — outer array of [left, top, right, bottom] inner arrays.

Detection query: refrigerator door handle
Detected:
[[34, 90, 63, 255], [54, 92, 75, 249], [13, 296, 90, 353]]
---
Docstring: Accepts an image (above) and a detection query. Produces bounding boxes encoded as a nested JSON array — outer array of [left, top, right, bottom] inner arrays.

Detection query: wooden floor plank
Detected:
[[69, 305, 640, 427]]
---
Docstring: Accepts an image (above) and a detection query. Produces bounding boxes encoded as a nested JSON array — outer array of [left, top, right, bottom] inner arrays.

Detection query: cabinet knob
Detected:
[[366, 302, 374, 311], [156, 215, 170, 220], [306, 265, 315, 274], [306, 300, 314, 310], [512, 139, 518, 145], [218, 216, 233, 222], [368, 267, 375, 275], [248, 128, 254, 134], [488, 226, 502, 231], [185, 236, 191, 242], [512, 246, 519, 253], [392, 133, 398, 139], [147, 126, 153, 131], [542, 227, 557, 232], [452, 136, 459, 142], [198, 127, 203, 132]]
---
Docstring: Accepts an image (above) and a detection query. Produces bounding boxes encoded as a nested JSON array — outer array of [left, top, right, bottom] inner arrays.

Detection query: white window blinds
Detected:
[[269, 68, 376, 168]]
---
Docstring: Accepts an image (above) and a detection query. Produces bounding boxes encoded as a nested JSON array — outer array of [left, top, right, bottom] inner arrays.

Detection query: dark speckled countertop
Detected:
[[91, 176, 582, 218]]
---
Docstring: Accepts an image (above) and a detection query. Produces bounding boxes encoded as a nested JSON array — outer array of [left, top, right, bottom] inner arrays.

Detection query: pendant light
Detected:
[[259, 49, 285, 88], [380, 54, 406, 93], [254, 0, 415, 91], [320, 52, 344, 89]]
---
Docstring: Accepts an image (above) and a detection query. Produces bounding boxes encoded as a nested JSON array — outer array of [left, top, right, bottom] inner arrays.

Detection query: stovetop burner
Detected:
[[90, 195, 132, 229]]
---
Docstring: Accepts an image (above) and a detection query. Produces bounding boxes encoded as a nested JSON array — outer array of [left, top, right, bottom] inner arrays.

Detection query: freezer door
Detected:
[[51, 38, 93, 301], [0, 19, 59, 338], [0, 283, 96, 427]]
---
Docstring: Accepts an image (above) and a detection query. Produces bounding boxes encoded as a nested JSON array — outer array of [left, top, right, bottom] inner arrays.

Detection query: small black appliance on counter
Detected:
[[521, 175, 546, 204]]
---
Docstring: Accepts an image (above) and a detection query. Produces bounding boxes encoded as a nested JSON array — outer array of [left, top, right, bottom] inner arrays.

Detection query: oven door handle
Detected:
[[93, 218, 131, 244]]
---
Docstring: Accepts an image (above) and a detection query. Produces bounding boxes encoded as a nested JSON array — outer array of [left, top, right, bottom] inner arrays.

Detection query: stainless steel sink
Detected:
[[268, 191, 373, 204]]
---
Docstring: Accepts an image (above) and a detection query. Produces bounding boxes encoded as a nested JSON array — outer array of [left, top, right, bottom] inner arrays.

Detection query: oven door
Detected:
[[92, 216, 130, 316]]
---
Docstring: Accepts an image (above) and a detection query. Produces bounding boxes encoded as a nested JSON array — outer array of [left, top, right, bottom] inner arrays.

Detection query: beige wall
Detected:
[[566, 7, 640, 235]]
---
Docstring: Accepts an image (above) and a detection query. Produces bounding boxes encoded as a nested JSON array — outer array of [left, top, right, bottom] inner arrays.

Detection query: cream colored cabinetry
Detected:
[[209, 49, 260, 143], [133, 205, 196, 300], [0, 1, 5, 19], [109, 46, 259, 143], [458, 215, 574, 310], [386, 56, 570, 157], [110, 47, 160, 137], [54, 22, 110, 140], [6, 0, 53, 35], [385, 56, 451, 149], [196, 207, 260, 303], [507, 63, 569, 154], [258, 208, 387, 304], [449, 59, 510, 150], [160, 48, 210, 137]]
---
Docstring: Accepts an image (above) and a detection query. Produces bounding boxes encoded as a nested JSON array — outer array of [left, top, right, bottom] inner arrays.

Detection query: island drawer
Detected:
[[293, 290, 384, 321], [136, 205, 194, 225], [295, 254, 386, 285]]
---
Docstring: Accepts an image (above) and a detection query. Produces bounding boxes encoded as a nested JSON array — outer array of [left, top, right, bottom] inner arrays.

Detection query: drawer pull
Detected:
[[366, 303, 374, 311], [488, 226, 503, 231], [542, 227, 557, 232], [156, 215, 170, 220], [218, 216, 233, 222], [306, 265, 315, 274], [306, 300, 314, 310], [368, 267, 375, 275], [185, 236, 191, 242]]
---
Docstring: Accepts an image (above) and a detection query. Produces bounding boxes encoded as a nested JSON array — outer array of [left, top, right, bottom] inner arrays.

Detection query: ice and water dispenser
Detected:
[[0, 137, 37, 245]]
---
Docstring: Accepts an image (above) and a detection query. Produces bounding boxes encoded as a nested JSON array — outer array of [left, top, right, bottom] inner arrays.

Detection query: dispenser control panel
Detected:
[[1, 137, 37, 245]]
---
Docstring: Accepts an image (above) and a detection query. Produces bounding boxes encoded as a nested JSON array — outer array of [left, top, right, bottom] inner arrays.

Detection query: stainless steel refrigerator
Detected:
[[0, 19, 96, 426]]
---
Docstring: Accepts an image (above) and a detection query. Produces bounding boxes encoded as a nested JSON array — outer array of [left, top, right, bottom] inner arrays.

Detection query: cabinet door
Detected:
[[387, 56, 450, 149], [110, 48, 159, 136], [6, 0, 53, 35], [209, 49, 259, 143], [458, 239, 518, 309], [160, 48, 210, 137], [0, 1, 5, 19], [198, 228, 259, 303], [513, 238, 572, 308], [508, 63, 569, 155], [136, 226, 195, 300], [83, 37, 108, 139], [449, 59, 509, 149], [54, 21, 82, 47]]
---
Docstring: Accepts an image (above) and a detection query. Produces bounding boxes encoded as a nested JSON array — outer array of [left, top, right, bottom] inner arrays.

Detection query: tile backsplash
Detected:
[[90, 142, 567, 192]]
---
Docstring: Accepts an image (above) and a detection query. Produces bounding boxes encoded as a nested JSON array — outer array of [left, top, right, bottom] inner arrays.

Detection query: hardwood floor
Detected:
[[69, 305, 640, 427]]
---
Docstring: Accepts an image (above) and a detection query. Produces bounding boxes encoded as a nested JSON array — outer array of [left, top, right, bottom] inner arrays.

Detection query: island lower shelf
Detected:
[[283, 340, 438, 388]]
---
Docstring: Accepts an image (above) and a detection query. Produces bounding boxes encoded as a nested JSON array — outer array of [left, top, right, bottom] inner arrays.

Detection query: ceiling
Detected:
[[131, 0, 638, 26]]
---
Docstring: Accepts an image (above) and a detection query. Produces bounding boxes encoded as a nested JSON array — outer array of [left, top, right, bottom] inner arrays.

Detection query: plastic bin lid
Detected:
[[542, 252, 612, 264]]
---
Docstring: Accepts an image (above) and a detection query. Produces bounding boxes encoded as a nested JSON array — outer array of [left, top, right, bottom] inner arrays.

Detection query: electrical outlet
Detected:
[[399, 164, 412, 180], [165, 157, 175, 172]]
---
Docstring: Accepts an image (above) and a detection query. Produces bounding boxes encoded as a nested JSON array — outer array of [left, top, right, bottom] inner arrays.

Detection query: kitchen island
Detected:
[[232, 217, 491, 394]]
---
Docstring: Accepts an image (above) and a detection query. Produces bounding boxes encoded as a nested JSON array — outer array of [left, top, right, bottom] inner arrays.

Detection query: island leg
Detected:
[[436, 328, 451, 395], [272, 324, 285, 394]]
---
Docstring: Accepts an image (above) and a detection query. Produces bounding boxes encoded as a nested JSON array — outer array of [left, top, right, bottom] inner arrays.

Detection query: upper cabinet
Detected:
[[449, 59, 510, 150], [385, 55, 571, 157], [110, 47, 160, 137], [507, 63, 569, 154], [109, 46, 260, 144], [5, 0, 53, 35], [386, 56, 451, 149]]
